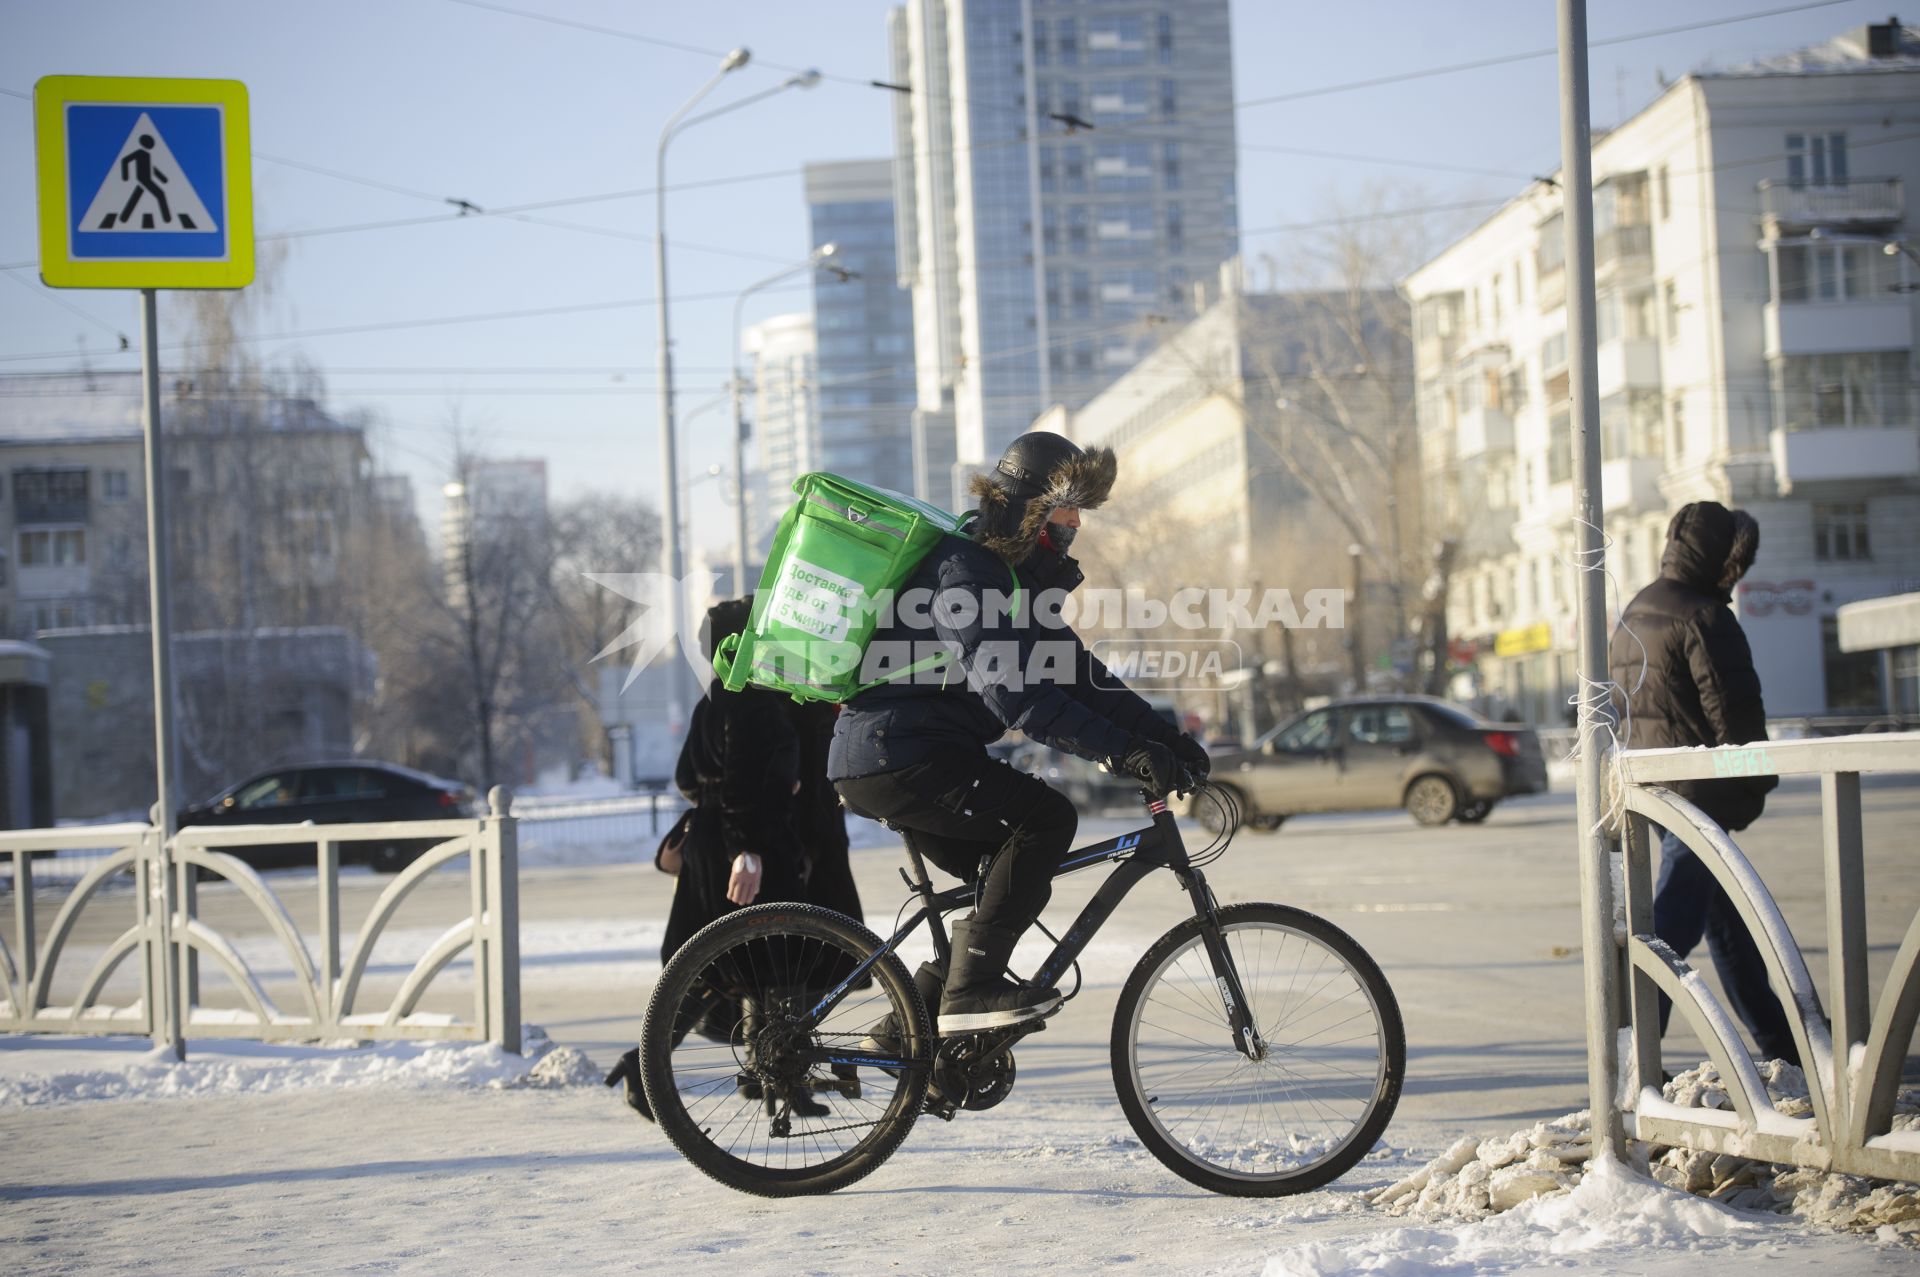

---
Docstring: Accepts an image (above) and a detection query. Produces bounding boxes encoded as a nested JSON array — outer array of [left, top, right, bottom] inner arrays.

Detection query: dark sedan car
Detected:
[[178, 762, 475, 871], [1192, 697, 1548, 833]]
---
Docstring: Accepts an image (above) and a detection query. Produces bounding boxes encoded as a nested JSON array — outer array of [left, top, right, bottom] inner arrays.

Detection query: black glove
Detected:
[[1171, 732, 1211, 779], [1116, 738, 1186, 795]]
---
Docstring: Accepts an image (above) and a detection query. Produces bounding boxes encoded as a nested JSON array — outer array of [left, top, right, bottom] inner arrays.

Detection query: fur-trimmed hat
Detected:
[[966, 432, 1117, 564]]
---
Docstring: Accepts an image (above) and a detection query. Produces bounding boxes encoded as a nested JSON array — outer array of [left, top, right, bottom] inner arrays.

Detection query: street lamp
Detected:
[[654, 51, 821, 728], [728, 242, 857, 592]]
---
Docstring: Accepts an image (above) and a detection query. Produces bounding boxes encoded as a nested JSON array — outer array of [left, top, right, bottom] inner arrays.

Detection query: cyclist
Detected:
[[830, 432, 1209, 1033]]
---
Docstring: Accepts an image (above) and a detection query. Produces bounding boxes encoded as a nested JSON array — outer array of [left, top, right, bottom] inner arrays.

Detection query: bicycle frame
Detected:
[[805, 785, 1265, 1068]]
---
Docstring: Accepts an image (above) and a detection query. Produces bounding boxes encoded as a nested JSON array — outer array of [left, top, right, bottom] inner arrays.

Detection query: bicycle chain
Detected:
[[769, 1116, 890, 1140]]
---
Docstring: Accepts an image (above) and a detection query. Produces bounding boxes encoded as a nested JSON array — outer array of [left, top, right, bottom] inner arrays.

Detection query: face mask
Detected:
[[1042, 518, 1077, 553]]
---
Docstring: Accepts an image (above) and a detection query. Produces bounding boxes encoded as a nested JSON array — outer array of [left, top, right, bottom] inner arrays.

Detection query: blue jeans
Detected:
[[1652, 827, 1800, 1066]]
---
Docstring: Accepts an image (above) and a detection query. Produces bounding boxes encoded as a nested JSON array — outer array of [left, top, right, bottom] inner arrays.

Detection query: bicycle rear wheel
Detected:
[[640, 902, 930, 1197], [1111, 903, 1404, 1196]]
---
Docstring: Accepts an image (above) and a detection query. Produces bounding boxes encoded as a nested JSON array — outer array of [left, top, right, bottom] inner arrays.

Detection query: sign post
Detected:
[[33, 75, 254, 1061]]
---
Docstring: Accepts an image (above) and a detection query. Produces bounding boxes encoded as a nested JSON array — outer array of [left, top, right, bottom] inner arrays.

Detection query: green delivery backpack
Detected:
[[711, 472, 1015, 703]]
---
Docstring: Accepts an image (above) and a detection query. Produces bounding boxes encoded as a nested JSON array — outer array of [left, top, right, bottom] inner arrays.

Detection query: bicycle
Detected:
[[637, 778, 1405, 1198]]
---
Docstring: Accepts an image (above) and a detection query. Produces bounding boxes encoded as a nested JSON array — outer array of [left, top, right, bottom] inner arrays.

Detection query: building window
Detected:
[[1775, 352, 1908, 431], [1668, 393, 1686, 461], [1166, 264, 1189, 307], [1057, 17, 1078, 65], [1087, 15, 1145, 66], [18, 528, 87, 567], [1662, 280, 1681, 345], [1775, 241, 1890, 303], [1165, 202, 1183, 253], [1158, 77, 1176, 117], [1822, 616, 1882, 710], [1162, 140, 1180, 190], [1033, 18, 1048, 66], [1490, 273, 1503, 324], [1062, 143, 1085, 193], [102, 469, 131, 501], [1786, 131, 1847, 188], [1041, 206, 1059, 253], [1812, 501, 1871, 562], [1067, 204, 1089, 254], [1070, 269, 1092, 319], [1038, 146, 1056, 194], [1094, 140, 1153, 193], [1657, 165, 1671, 220], [1156, 13, 1173, 63]]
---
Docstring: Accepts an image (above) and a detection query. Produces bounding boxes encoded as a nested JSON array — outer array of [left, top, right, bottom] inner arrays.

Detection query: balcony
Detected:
[[1771, 424, 1920, 493], [1596, 337, 1661, 396], [1537, 263, 1566, 313], [1595, 224, 1653, 278], [1759, 177, 1903, 231], [1764, 298, 1913, 360], [1457, 405, 1514, 459], [1601, 455, 1664, 513]]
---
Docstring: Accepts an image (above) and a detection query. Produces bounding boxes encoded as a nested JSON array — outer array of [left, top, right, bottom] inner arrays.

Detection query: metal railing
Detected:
[[1758, 176, 1904, 227], [0, 788, 521, 1054], [1607, 732, 1920, 1181]]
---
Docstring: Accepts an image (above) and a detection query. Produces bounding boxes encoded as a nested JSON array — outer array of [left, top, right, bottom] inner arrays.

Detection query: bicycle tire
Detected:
[[641, 902, 931, 1197], [1111, 903, 1404, 1196]]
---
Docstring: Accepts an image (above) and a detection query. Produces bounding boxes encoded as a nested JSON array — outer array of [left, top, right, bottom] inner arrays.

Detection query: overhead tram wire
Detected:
[[0, 0, 1876, 270]]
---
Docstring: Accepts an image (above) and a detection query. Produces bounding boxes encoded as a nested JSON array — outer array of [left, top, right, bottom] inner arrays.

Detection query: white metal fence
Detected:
[[1607, 732, 1920, 1182], [0, 789, 521, 1054]]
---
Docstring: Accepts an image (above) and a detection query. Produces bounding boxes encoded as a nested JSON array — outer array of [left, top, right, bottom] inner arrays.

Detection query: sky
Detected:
[[0, 0, 1895, 558]]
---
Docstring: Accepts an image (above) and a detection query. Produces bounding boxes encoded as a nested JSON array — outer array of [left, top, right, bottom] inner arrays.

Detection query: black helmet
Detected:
[[967, 432, 1117, 564], [993, 432, 1088, 497]]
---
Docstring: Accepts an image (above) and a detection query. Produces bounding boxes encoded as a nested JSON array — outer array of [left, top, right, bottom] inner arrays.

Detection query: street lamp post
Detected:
[[729, 242, 853, 593], [654, 52, 819, 726]]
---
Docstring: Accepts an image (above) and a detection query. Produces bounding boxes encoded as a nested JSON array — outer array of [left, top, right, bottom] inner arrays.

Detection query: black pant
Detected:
[[836, 749, 1078, 933]]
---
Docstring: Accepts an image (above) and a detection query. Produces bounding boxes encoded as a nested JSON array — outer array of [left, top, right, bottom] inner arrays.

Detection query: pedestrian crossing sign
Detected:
[[34, 75, 253, 289]]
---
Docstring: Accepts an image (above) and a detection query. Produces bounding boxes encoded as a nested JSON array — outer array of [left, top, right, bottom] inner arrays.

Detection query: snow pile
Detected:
[[1367, 1059, 1920, 1245], [1368, 1114, 1593, 1217], [523, 1044, 601, 1088], [1269, 1156, 1772, 1275], [0, 1023, 597, 1107]]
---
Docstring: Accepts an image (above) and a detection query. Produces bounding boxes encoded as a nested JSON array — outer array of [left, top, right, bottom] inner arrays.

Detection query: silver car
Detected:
[[1193, 697, 1548, 833]]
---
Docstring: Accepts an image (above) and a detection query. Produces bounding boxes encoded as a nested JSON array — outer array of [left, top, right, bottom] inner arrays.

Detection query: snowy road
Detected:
[[5, 778, 1919, 1274]]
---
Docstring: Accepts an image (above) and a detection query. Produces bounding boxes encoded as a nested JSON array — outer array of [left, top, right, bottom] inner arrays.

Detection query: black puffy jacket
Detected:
[[1606, 502, 1776, 831], [826, 531, 1172, 781]]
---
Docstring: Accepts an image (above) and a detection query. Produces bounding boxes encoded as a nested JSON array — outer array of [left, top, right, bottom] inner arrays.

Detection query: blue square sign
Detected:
[[66, 103, 228, 260]]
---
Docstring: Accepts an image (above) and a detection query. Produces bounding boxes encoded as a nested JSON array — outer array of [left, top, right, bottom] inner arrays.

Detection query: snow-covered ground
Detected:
[[5, 781, 1918, 1275]]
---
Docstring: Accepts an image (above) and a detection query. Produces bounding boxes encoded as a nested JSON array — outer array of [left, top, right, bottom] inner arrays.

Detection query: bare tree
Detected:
[[547, 490, 662, 769]]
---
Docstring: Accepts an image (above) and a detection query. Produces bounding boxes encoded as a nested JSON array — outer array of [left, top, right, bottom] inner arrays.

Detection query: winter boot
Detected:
[[936, 920, 1060, 1034], [604, 1048, 654, 1122], [859, 960, 947, 1068]]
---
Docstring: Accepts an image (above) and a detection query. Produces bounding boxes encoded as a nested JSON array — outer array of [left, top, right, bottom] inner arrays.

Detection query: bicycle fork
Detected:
[[1182, 869, 1267, 1061]]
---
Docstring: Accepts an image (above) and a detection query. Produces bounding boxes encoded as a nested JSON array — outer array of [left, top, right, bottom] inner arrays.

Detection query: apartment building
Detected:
[[887, 0, 1239, 504], [1406, 20, 1920, 721]]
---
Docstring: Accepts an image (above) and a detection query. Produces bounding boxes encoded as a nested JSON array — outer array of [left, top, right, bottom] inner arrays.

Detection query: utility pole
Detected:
[[1558, 0, 1624, 1161]]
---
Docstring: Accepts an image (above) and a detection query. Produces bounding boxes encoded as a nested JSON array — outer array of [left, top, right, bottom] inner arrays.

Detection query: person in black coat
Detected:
[[607, 597, 808, 1120], [1607, 501, 1794, 1064], [660, 596, 805, 962]]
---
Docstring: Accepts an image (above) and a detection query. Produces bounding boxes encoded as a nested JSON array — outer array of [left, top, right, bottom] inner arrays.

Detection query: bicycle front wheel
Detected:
[[640, 903, 931, 1197], [1111, 903, 1404, 1196]]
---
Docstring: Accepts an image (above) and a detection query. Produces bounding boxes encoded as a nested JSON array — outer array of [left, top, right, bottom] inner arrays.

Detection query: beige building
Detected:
[[1406, 20, 1920, 722]]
